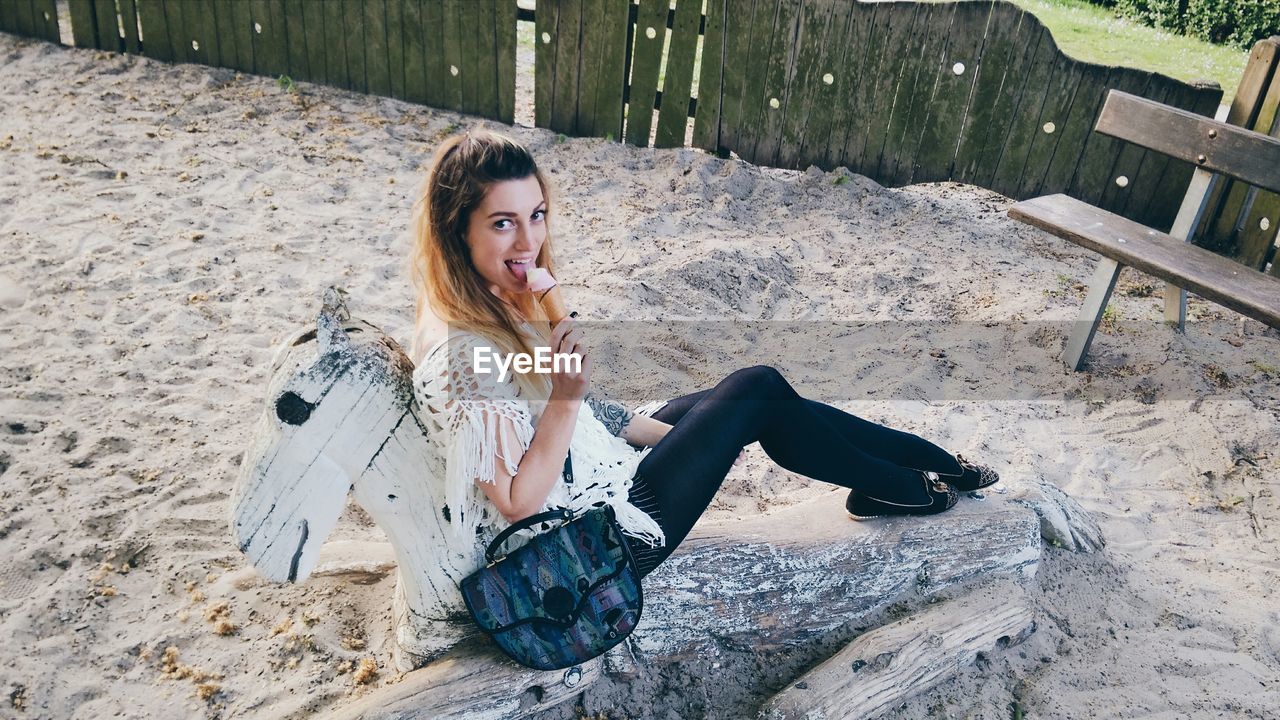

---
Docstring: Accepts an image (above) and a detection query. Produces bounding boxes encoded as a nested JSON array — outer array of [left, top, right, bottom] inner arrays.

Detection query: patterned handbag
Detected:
[[459, 450, 644, 671]]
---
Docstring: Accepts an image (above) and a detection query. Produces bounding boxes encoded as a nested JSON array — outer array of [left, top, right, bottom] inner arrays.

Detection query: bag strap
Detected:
[[484, 450, 576, 564]]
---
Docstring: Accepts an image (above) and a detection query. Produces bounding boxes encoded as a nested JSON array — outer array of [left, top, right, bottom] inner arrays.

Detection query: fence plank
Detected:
[[440, 0, 466, 111], [952, 4, 1033, 185], [908, 0, 991, 184], [255, 0, 290, 78], [840, 2, 894, 173], [1014, 53, 1082, 199], [165, 0, 197, 62], [987, 25, 1056, 197], [343, 0, 367, 91], [819, 0, 868, 170], [881, 1, 949, 185], [496, 0, 516, 123], [1213, 68, 1280, 269], [135, 0, 169, 60], [33, 0, 61, 42], [654, 0, 701, 147], [549, 0, 582, 133], [187, 0, 217, 66], [596, 0, 628, 140], [92, 0, 120, 51], [365, 0, 392, 96], [403, 0, 428, 103], [1033, 63, 1106, 197], [422, 0, 445, 107], [470, 0, 496, 117], [283, 0, 310, 80], [735, 0, 782, 164], [623, 0, 669, 145], [777, 0, 839, 168], [1064, 68, 1147, 206], [9, 0, 34, 37], [301, 0, 326, 83], [69, 0, 99, 48], [717, 0, 762, 154], [228, 0, 254, 71], [692, 0, 727, 152], [117, 0, 139, 52], [746, 0, 799, 164], [534, 0, 558, 127], [321, 0, 348, 87], [212, 0, 239, 68], [574, 0, 606, 136], [1196, 38, 1279, 255], [385, 0, 406, 99], [852, 3, 920, 176], [1094, 73, 1160, 216]]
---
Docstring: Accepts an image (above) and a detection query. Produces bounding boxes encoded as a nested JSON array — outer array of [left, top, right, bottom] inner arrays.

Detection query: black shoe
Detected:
[[938, 454, 1000, 492], [846, 471, 958, 520]]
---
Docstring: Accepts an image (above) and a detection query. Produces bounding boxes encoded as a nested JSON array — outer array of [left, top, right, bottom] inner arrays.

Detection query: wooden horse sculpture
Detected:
[[230, 287, 469, 668], [230, 288, 1100, 719]]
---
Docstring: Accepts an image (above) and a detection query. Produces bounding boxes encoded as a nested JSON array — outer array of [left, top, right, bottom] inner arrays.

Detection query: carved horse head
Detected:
[[230, 287, 420, 582]]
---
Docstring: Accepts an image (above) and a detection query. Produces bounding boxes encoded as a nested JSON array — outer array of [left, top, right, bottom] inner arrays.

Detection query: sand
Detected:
[[1, 30, 1279, 719]]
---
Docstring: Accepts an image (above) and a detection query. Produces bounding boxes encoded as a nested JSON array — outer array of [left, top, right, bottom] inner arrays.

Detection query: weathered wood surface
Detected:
[[760, 581, 1036, 720], [324, 636, 605, 720], [1192, 36, 1274, 263], [1009, 194, 1280, 329], [1096, 90, 1280, 195], [636, 488, 1042, 661]]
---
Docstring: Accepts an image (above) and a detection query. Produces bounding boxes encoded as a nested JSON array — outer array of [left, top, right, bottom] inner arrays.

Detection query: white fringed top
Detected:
[[412, 327, 667, 556]]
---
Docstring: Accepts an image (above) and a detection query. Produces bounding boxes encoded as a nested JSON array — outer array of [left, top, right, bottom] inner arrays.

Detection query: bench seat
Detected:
[[1010, 194, 1280, 329]]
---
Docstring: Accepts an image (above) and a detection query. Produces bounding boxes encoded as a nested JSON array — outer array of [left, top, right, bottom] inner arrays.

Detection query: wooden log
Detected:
[[634, 489, 1041, 661], [322, 636, 604, 720], [760, 581, 1036, 720]]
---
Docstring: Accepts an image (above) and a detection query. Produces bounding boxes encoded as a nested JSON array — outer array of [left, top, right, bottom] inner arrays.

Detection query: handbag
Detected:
[[459, 449, 644, 671]]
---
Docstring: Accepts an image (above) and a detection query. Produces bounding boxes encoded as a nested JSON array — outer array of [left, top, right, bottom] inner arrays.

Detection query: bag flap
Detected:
[[461, 509, 636, 632]]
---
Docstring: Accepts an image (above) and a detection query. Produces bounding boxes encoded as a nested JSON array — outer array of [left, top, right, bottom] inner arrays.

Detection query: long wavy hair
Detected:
[[410, 128, 557, 402]]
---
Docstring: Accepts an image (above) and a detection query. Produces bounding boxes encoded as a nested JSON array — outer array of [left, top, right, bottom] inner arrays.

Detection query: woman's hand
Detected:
[[548, 315, 592, 404]]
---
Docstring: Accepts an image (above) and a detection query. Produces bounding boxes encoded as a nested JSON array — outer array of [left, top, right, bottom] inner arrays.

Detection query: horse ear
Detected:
[[318, 286, 352, 353]]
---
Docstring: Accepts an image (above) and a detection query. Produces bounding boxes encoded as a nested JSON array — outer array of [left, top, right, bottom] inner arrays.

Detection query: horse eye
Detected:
[[276, 391, 314, 425]]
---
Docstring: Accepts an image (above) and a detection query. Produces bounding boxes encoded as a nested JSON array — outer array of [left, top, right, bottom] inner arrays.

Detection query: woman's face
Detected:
[[464, 175, 547, 302]]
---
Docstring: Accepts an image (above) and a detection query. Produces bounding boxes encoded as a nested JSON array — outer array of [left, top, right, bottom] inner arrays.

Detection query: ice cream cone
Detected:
[[525, 267, 568, 327]]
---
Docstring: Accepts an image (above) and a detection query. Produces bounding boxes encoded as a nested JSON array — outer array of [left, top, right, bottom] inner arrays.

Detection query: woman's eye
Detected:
[[532, 209, 546, 221], [494, 219, 513, 230]]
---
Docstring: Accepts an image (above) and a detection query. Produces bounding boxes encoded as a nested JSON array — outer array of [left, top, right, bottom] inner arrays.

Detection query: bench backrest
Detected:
[[1094, 91, 1280, 195], [1092, 37, 1280, 275]]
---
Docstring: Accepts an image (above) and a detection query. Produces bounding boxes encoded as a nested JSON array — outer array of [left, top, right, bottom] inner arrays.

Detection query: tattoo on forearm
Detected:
[[584, 392, 634, 437]]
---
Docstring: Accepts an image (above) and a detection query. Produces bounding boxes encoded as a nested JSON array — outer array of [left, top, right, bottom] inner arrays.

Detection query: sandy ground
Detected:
[[2, 31, 1279, 719]]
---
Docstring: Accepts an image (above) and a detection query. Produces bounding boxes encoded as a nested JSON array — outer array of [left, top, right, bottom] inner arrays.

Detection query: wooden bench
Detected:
[[1009, 40, 1280, 371]]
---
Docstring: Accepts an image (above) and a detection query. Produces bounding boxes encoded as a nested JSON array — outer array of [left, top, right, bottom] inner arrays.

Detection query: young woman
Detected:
[[409, 129, 998, 579]]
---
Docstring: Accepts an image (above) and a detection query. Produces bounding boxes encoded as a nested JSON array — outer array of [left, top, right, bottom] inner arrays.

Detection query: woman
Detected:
[[409, 128, 998, 579]]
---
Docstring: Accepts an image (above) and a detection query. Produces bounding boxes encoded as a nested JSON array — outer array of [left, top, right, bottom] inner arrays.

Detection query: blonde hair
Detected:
[[410, 128, 558, 402]]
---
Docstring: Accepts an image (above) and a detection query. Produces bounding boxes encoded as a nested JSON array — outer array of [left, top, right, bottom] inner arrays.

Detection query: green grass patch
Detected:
[[1009, 0, 1249, 103]]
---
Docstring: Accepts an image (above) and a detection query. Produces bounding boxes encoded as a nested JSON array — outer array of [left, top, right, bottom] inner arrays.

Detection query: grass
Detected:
[[1008, 0, 1250, 103]]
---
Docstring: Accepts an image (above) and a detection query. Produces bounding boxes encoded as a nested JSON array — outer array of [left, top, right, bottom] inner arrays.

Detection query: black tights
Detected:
[[625, 365, 963, 576]]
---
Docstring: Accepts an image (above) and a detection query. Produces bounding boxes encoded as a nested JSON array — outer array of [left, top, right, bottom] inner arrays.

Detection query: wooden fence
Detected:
[[3, 0, 1274, 254]]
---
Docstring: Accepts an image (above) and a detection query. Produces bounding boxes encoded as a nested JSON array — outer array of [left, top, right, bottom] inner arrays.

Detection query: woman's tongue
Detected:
[[505, 260, 529, 283]]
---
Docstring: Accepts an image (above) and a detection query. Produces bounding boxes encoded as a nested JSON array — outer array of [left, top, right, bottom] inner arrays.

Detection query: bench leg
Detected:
[[1163, 283, 1187, 331], [1062, 258, 1123, 372]]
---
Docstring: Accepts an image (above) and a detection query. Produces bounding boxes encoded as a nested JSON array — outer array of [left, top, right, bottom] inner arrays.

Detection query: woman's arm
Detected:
[[477, 398, 579, 522], [584, 391, 672, 448], [475, 316, 592, 523]]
